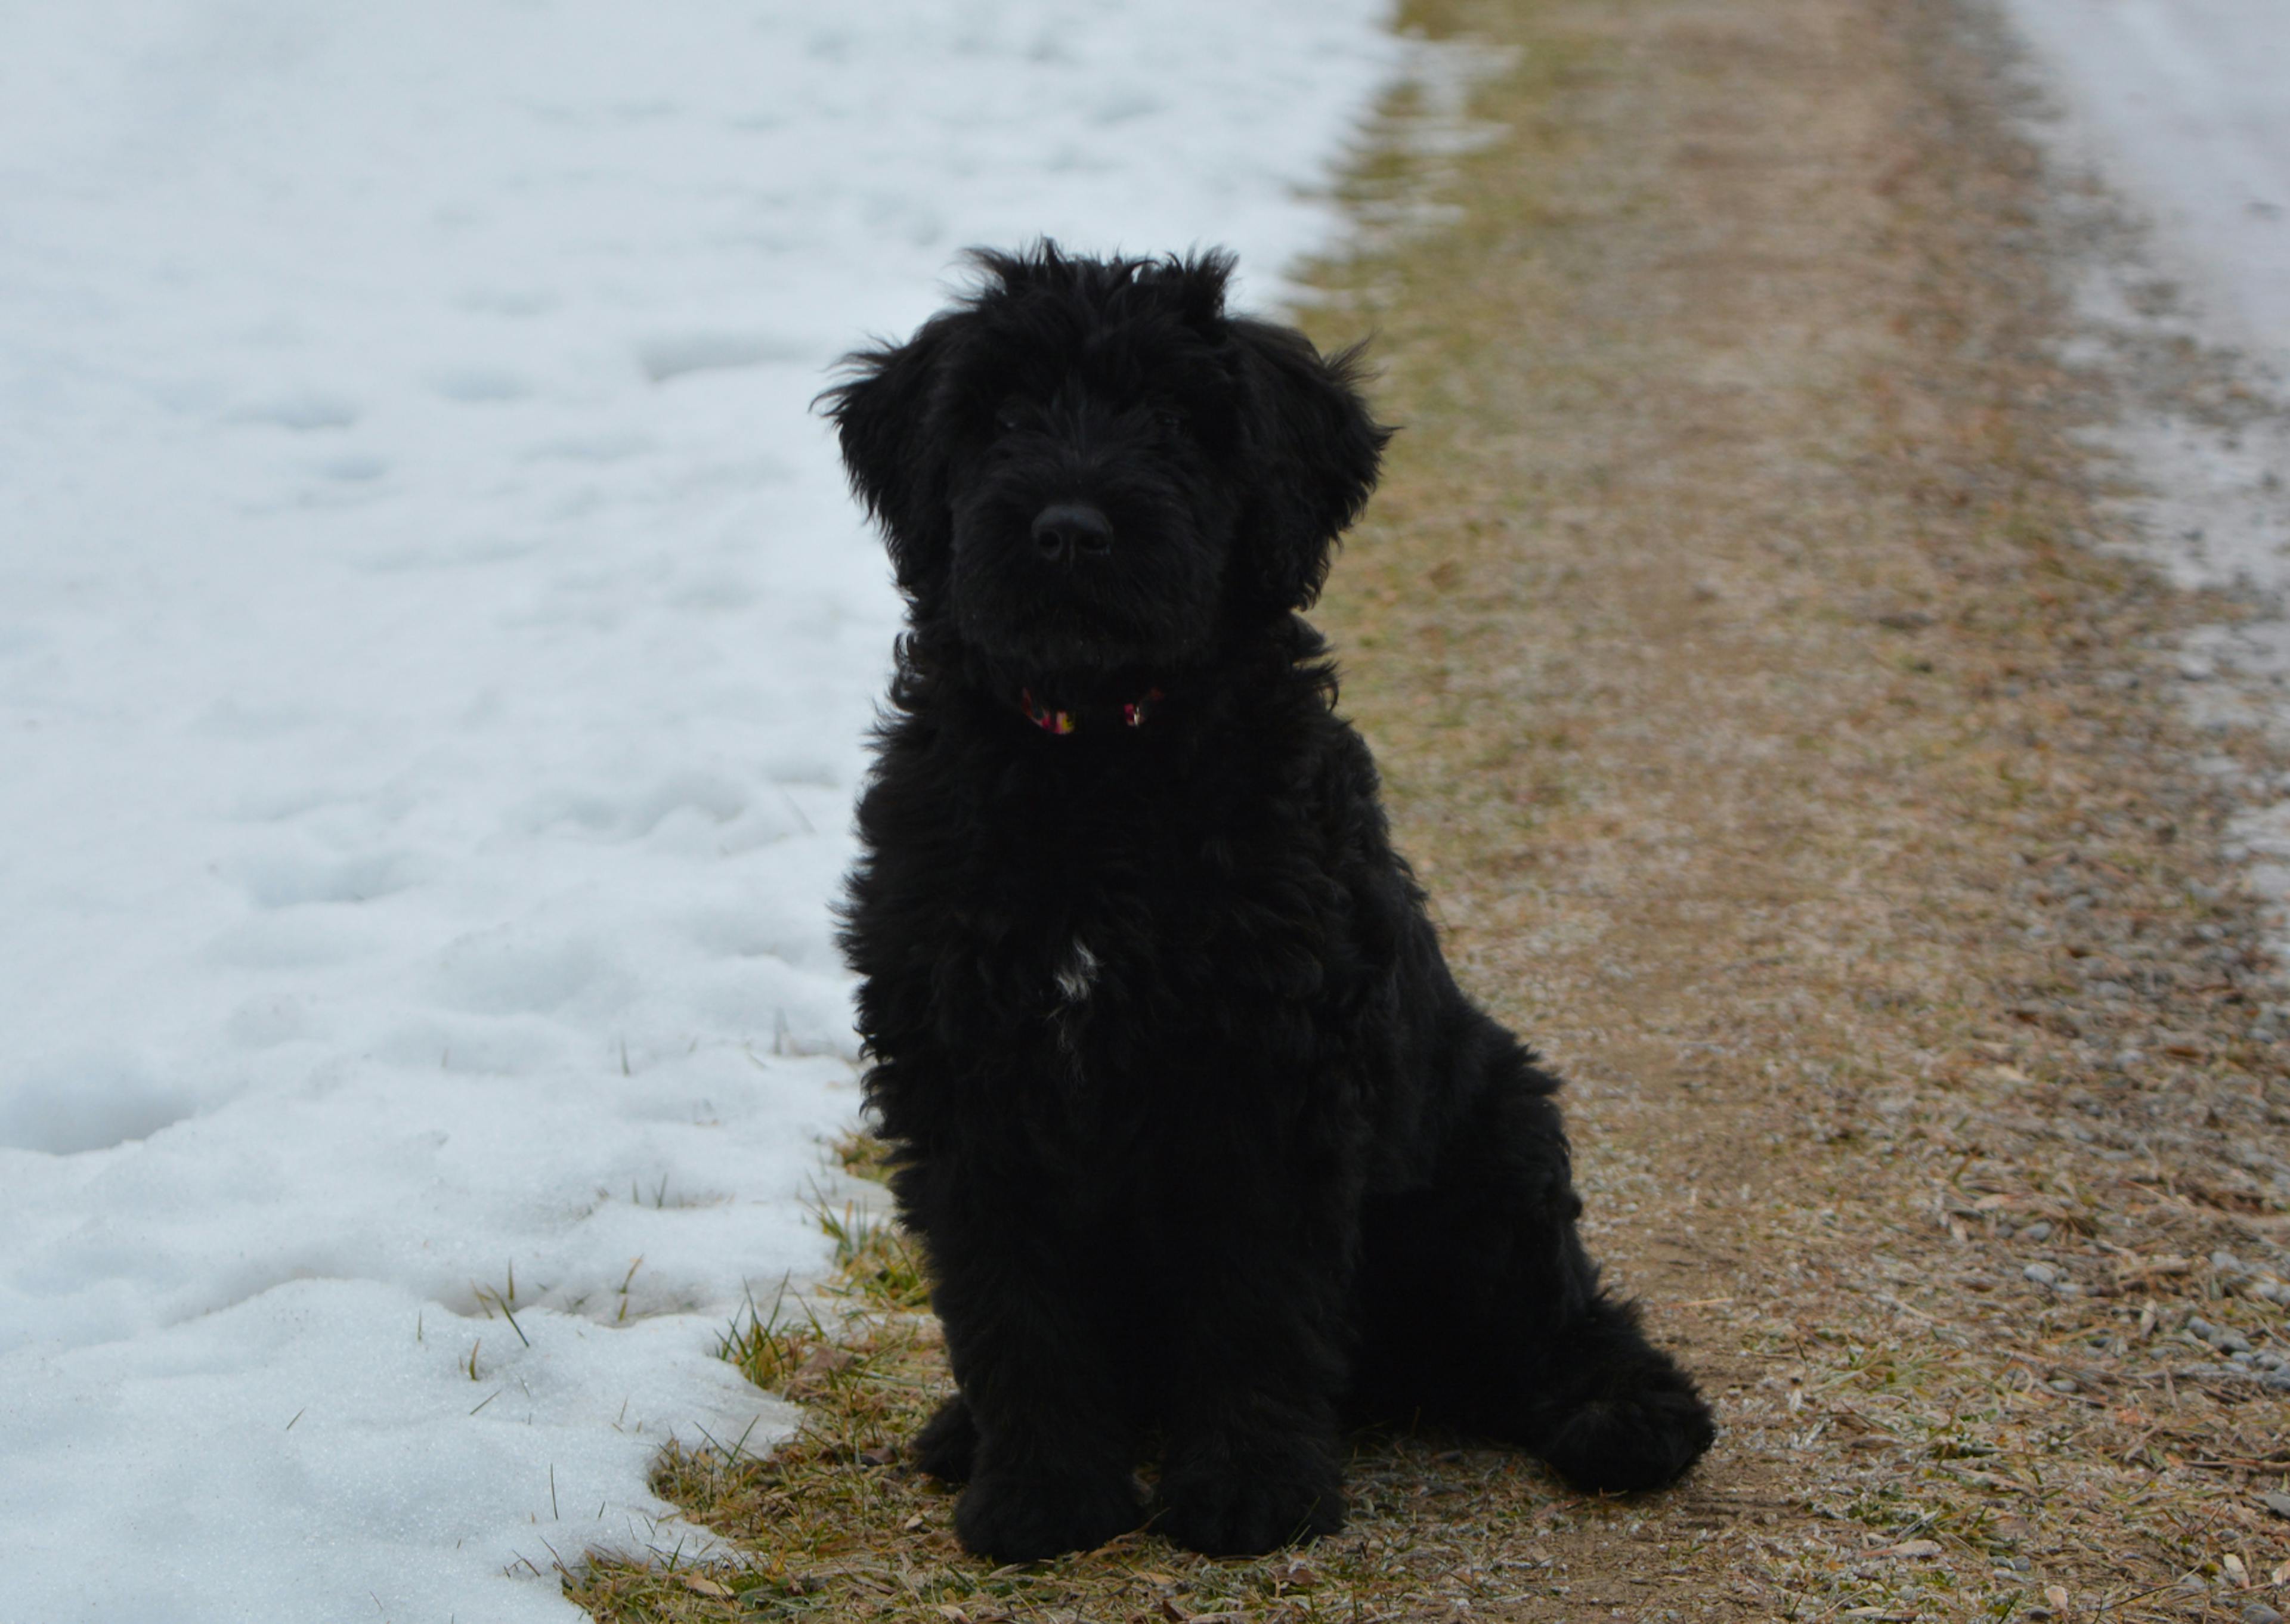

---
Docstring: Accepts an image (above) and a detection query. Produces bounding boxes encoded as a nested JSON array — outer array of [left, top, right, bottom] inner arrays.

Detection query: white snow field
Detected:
[[2000, 1, 2290, 940], [0, 3, 1398, 1618], [2006, 0, 2290, 376]]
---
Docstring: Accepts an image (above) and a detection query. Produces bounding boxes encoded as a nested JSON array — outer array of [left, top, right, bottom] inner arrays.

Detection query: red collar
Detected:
[[1019, 686, 1165, 735]]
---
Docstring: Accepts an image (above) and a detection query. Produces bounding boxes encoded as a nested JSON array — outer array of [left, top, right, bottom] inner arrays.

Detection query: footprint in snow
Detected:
[[230, 390, 361, 431], [230, 848, 431, 909], [428, 367, 532, 404]]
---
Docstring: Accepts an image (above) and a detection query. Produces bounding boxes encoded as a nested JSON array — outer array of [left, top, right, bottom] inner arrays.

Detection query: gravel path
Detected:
[[1302, 0, 2290, 1616]]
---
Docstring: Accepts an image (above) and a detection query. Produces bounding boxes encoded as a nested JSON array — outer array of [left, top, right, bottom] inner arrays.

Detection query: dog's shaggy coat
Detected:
[[827, 245, 1715, 1562]]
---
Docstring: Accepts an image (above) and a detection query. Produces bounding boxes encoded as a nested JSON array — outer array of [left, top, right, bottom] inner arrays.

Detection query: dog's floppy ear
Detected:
[[821, 319, 957, 597], [1228, 320, 1390, 614]]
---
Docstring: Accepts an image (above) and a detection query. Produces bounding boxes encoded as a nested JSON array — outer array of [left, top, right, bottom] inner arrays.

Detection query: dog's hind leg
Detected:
[[1353, 1023, 1715, 1492], [1497, 1288, 1716, 1493]]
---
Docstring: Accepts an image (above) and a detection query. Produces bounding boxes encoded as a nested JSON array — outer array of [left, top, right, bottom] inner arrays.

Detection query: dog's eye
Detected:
[[994, 399, 1026, 432], [1153, 405, 1187, 435]]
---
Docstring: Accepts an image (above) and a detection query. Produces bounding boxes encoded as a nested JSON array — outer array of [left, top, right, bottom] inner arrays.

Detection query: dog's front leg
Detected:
[[927, 1210, 1144, 1561], [1155, 1235, 1351, 1555]]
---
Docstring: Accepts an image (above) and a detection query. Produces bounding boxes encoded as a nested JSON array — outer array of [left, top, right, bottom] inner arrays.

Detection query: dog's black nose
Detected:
[[1030, 503, 1114, 562]]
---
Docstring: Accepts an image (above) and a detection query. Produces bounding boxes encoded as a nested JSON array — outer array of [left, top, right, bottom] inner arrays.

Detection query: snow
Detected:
[[1998, 0, 2290, 949], [2001, 0, 2290, 595], [0, 2, 1399, 1617], [2004, 0, 2290, 375]]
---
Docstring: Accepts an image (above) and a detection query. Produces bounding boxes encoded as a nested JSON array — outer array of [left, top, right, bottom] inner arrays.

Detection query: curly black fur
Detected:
[[825, 243, 1715, 1563]]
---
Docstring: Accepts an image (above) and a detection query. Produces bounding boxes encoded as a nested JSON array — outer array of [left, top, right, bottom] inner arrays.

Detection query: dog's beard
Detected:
[[949, 589, 1199, 678], [945, 500, 1224, 680]]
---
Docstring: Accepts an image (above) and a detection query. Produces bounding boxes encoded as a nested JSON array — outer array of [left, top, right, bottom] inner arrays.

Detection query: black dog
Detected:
[[826, 244, 1713, 1562]]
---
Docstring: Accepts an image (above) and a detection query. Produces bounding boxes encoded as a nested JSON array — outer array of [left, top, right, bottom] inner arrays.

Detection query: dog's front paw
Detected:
[[953, 1465, 1143, 1561], [912, 1392, 977, 1483], [1158, 1449, 1345, 1557]]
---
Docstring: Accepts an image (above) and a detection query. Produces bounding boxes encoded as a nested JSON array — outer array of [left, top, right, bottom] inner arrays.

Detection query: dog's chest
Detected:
[[875, 730, 1346, 1062], [1041, 934, 1103, 1074], [952, 861, 1216, 1061], [1050, 937, 1101, 1005]]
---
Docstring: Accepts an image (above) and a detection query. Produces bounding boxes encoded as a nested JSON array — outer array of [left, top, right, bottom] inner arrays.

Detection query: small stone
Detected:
[[2024, 1262, 2060, 1286], [2047, 1377, 2079, 1394], [2213, 1250, 2248, 1275], [2023, 1221, 2054, 1243], [1872, 1539, 1944, 1558], [785, 1344, 856, 1394], [2263, 1369, 2290, 1393], [2261, 1490, 2290, 1518], [2241, 1604, 2283, 1624]]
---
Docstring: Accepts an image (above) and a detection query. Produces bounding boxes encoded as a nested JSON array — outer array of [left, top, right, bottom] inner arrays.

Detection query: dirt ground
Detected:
[[575, 1, 2290, 1619]]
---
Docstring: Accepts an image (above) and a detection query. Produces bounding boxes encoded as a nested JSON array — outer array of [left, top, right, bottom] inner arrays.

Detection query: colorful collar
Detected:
[[1019, 686, 1165, 735]]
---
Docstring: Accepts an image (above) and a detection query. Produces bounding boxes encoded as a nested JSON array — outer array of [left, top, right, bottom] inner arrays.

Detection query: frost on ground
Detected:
[[0, 3, 1397, 1618], [1998, 0, 2290, 962]]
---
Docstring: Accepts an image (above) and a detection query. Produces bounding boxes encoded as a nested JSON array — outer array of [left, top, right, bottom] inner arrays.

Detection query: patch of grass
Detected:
[[580, 1192, 1650, 1621], [716, 1283, 830, 1396], [812, 1201, 931, 1315], [830, 1130, 895, 1185], [580, 1147, 1648, 1620]]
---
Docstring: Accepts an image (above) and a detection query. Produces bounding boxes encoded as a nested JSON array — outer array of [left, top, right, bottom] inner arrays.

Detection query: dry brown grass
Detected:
[[574, 0, 2290, 1617], [569, 1139, 1651, 1623]]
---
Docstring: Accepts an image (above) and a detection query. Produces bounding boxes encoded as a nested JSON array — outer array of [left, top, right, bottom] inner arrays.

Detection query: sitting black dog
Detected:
[[826, 243, 1714, 1562]]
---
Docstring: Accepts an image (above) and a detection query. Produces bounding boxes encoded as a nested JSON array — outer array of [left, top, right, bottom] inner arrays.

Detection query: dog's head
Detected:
[[823, 243, 1387, 681]]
